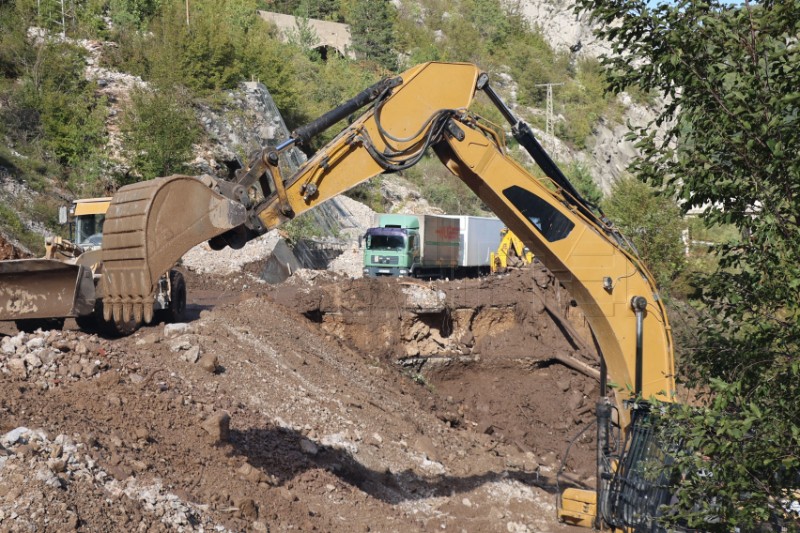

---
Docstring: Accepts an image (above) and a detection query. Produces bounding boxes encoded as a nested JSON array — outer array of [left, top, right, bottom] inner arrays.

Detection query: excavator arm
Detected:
[[101, 62, 677, 528]]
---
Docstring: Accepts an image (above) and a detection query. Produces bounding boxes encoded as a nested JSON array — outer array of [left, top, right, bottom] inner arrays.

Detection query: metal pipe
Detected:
[[479, 76, 601, 225], [631, 296, 647, 396], [291, 76, 403, 147], [596, 398, 612, 528]]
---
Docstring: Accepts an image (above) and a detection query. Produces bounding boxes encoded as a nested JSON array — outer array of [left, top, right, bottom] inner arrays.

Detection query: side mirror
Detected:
[[58, 206, 68, 225], [358, 234, 363, 249]]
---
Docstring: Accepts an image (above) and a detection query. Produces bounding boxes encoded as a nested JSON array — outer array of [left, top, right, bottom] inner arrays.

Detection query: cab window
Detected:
[[75, 214, 105, 247], [503, 186, 574, 242], [367, 235, 406, 251]]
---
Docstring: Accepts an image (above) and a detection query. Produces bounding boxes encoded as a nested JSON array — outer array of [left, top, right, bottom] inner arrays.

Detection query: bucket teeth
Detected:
[[101, 175, 246, 331]]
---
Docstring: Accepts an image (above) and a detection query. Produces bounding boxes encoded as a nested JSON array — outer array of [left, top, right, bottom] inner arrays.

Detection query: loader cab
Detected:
[[69, 198, 112, 250]]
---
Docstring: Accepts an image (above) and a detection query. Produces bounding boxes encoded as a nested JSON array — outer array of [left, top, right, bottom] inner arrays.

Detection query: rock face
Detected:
[[508, 1, 664, 192], [193, 81, 306, 178], [515, 0, 611, 58], [584, 96, 662, 193]]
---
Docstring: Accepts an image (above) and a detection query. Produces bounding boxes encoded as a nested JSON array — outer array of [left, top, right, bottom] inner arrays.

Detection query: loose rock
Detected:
[[200, 412, 230, 442]]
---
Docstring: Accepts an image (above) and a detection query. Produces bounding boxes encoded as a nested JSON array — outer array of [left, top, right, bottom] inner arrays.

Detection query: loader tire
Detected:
[[75, 300, 139, 337], [15, 318, 65, 333], [158, 270, 186, 324]]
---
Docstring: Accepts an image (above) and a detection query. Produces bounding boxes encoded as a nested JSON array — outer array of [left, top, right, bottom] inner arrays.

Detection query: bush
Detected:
[[401, 155, 489, 216], [120, 87, 201, 181], [7, 41, 106, 165], [564, 160, 602, 205], [602, 176, 686, 295]]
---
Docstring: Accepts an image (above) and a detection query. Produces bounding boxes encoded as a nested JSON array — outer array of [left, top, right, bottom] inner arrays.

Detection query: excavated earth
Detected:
[[0, 253, 603, 532]]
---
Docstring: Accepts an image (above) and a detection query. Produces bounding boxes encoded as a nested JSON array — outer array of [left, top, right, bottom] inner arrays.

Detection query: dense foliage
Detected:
[[120, 87, 200, 182], [0, 0, 616, 251], [601, 176, 685, 294], [575, 0, 800, 529], [0, 0, 656, 245]]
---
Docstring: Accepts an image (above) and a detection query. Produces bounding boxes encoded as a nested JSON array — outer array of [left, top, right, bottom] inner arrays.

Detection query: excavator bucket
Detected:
[[101, 175, 246, 325], [0, 259, 95, 320]]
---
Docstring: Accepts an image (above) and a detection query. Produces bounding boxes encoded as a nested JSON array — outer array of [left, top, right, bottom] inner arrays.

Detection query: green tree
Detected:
[[575, 0, 800, 529], [109, 0, 162, 29], [286, 15, 321, 59], [601, 176, 685, 293], [120, 87, 200, 181], [2, 40, 107, 168], [346, 0, 397, 71], [565, 161, 602, 206]]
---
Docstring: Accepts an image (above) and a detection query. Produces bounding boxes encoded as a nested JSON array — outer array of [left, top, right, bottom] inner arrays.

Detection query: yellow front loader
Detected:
[[0, 197, 199, 333]]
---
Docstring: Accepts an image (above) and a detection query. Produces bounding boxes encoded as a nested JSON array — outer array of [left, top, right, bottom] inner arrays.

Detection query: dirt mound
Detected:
[[0, 266, 594, 532], [267, 266, 602, 481]]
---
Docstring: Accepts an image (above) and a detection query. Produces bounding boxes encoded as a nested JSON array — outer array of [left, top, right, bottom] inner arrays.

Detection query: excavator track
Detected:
[[101, 175, 246, 326]]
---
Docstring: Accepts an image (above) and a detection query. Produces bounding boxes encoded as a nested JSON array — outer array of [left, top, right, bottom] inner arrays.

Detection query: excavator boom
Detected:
[[103, 61, 674, 400]]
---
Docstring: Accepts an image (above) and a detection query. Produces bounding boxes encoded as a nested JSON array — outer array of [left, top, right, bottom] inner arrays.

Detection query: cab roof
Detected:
[[72, 197, 112, 216]]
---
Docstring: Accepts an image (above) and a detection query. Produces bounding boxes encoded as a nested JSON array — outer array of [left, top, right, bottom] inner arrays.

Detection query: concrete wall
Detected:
[[258, 11, 355, 59]]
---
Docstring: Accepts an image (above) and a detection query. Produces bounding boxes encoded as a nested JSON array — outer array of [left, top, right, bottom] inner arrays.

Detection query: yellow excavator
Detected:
[[1, 62, 677, 529], [490, 227, 534, 273]]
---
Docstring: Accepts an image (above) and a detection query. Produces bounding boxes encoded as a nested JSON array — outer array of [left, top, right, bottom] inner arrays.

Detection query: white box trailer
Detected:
[[443, 215, 505, 267], [418, 214, 461, 267], [365, 213, 502, 278]]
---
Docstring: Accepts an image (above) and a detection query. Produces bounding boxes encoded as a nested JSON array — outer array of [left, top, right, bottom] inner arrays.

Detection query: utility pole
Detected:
[[185, 0, 190, 27], [534, 82, 564, 154]]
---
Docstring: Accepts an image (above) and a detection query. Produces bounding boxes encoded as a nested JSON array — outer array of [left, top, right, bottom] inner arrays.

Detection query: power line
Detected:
[[534, 83, 564, 153]]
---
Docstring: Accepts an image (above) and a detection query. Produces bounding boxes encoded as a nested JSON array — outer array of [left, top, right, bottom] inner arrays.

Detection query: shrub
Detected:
[[602, 176, 686, 295], [120, 87, 201, 181]]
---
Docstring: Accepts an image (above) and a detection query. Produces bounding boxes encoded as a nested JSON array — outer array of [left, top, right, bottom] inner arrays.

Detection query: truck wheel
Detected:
[[164, 270, 186, 323], [14, 318, 65, 333]]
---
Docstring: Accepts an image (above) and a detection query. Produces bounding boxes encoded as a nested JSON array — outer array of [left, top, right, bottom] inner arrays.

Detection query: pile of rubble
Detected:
[[0, 330, 111, 390], [181, 231, 281, 276], [0, 427, 226, 532]]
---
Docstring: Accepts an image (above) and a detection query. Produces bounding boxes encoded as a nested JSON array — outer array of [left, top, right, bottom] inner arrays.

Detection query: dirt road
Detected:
[[0, 265, 599, 532]]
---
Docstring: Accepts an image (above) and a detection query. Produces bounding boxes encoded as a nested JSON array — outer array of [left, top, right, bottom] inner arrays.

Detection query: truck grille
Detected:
[[371, 255, 399, 265]]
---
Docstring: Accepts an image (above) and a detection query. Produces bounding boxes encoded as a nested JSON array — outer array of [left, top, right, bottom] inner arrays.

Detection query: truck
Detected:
[[362, 214, 503, 278]]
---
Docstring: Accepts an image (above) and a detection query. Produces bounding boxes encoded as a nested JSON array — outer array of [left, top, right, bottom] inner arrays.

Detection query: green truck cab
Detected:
[[362, 214, 460, 278]]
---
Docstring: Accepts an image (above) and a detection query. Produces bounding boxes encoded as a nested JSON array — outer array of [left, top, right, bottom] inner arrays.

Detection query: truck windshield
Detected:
[[367, 235, 406, 251], [75, 214, 105, 247]]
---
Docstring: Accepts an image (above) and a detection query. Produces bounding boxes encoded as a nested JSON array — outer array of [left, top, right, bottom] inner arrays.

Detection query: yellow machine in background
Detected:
[[490, 227, 534, 273], [0, 197, 186, 333]]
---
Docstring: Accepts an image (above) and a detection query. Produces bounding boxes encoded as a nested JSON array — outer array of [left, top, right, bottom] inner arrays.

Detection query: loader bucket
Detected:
[[101, 175, 246, 325], [0, 259, 95, 320]]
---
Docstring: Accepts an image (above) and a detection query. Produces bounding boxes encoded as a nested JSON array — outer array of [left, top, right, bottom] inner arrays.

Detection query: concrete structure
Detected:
[[258, 11, 355, 59]]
